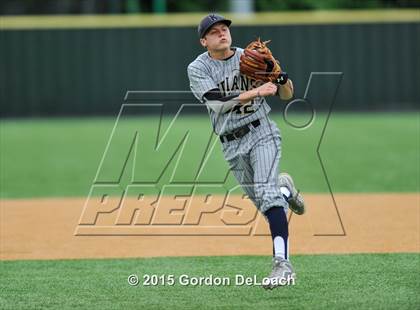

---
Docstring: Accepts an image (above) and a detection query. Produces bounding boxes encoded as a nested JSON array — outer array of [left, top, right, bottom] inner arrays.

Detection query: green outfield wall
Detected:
[[1, 11, 419, 116]]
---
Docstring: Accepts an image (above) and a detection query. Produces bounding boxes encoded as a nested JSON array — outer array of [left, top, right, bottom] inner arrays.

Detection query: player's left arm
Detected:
[[277, 79, 294, 100]]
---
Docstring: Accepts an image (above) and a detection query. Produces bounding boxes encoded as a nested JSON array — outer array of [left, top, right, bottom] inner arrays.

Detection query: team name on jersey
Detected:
[[217, 75, 261, 97]]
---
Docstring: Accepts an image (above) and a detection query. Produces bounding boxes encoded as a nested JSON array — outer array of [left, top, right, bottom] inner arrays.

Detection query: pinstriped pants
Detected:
[[221, 117, 289, 214]]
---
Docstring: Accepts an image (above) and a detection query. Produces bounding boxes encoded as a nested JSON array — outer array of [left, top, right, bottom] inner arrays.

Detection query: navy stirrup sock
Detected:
[[265, 206, 289, 260]]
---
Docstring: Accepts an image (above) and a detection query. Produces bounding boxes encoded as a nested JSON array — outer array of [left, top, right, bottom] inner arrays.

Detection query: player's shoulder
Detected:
[[233, 47, 244, 58], [188, 51, 211, 71]]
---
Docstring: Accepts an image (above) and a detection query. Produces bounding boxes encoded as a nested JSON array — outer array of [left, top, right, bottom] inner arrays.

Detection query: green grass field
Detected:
[[1, 113, 418, 198], [1, 254, 419, 309]]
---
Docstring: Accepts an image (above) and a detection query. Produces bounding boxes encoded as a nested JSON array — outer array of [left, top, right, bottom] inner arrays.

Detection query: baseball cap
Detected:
[[198, 13, 232, 38]]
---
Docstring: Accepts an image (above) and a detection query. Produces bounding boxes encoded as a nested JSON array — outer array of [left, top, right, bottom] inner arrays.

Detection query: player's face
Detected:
[[200, 23, 232, 51]]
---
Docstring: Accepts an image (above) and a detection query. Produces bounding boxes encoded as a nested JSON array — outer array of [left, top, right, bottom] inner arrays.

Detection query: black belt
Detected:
[[219, 119, 260, 143]]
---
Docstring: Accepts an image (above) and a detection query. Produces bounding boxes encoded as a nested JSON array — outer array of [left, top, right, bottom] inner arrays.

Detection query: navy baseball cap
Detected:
[[198, 13, 232, 38]]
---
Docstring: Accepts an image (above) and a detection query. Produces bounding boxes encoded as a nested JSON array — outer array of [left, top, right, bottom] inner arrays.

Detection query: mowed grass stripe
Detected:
[[1, 113, 418, 198], [1, 254, 419, 309]]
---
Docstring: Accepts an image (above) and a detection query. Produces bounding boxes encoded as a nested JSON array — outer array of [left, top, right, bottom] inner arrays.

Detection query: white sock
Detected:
[[273, 236, 289, 260]]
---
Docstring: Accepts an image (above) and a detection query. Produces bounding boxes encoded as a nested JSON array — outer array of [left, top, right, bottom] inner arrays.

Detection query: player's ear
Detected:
[[200, 38, 207, 48]]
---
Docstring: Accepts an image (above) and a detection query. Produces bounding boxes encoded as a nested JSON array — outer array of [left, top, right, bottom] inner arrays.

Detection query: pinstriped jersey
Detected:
[[187, 47, 271, 135]]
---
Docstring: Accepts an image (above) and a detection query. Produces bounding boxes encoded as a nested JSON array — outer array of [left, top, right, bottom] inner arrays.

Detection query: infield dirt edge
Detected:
[[1, 193, 419, 260]]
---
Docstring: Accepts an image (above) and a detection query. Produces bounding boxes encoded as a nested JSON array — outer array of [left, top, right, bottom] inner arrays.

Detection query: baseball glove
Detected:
[[240, 38, 282, 83]]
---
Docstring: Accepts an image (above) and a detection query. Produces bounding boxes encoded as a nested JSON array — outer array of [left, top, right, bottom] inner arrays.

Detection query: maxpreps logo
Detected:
[[75, 72, 345, 237], [75, 101, 274, 236]]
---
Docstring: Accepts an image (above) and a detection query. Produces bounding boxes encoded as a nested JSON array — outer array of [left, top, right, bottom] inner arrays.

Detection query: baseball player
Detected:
[[187, 14, 306, 290]]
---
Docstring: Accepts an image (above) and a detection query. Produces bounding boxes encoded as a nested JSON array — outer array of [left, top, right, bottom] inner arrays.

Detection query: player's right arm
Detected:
[[202, 89, 241, 114], [237, 82, 278, 104], [188, 62, 278, 114], [202, 82, 279, 113], [188, 63, 240, 114]]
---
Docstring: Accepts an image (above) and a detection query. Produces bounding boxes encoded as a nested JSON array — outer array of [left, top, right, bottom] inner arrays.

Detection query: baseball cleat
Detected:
[[262, 257, 296, 290], [279, 172, 306, 215]]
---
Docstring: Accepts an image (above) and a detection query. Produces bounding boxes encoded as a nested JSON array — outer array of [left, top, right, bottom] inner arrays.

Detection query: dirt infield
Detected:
[[1, 193, 419, 260]]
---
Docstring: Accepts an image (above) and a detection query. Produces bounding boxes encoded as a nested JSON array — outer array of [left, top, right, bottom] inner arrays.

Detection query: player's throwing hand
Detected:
[[256, 82, 278, 97]]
